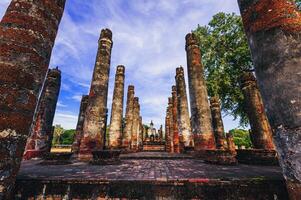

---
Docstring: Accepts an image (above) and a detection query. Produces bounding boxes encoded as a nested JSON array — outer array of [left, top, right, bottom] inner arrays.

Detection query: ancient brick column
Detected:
[[79, 29, 113, 160], [172, 86, 180, 153], [175, 66, 193, 147], [165, 109, 171, 152], [159, 125, 163, 140], [71, 95, 89, 155], [240, 72, 275, 150], [238, 0, 301, 197], [24, 68, 62, 159], [131, 97, 140, 150], [138, 116, 143, 146], [0, 1, 65, 197], [168, 97, 174, 153], [108, 65, 125, 149], [122, 85, 135, 148], [185, 33, 216, 150], [226, 132, 236, 154], [210, 96, 228, 150]]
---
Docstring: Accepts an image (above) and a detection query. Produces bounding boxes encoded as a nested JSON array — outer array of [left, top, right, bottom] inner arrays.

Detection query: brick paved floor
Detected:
[[18, 154, 282, 182]]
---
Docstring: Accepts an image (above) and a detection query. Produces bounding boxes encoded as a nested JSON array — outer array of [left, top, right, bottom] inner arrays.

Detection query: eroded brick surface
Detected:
[[122, 85, 135, 148]]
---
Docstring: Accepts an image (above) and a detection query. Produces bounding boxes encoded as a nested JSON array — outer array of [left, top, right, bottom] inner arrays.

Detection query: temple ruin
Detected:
[[0, 0, 300, 199]]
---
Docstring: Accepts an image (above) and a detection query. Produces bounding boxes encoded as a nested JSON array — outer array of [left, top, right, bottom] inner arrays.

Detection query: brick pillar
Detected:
[[175, 66, 193, 147], [168, 97, 174, 153], [131, 97, 140, 150], [123, 85, 135, 148], [24, 68, 61, 159], [171, 86, 180, 153], [240, 72, 275, 150], [165, 109, 171, 152], [237, 0, 301, 198], [138, 116, 143, 147], [79, 29, 113, 160], [71, 95, 89, 155], [226, 132, 236, 154], [108, 65, 125, 149], [185, 33, 216, 150], [159, 125, 163, 141], [0, 1, 65, 198], [210, 96, 228, 150]]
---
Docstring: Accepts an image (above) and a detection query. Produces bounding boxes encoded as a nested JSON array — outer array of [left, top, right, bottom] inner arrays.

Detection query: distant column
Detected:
[[79, 29, 113, 160], [168, 97, 174, 153], [24, 68, 61, 159], [108, 65, 125, 149], [159, 125, 163, 141], [0, 0, 66, 198], [71, 95, 89, 155], [175, 66, 193, 147], [138, 116, 143, 145], [226, 132, 236, 154], [240, 72, 275, 150], [172, 86, 180, 153], [185, 33, 216, 150], [210, 96, 227, 150], [165, 108, 171, 152], [131, 97, 140, 150], [123, 85, 135, 148]]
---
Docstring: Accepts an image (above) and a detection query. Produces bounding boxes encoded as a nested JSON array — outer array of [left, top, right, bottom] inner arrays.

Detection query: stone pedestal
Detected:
[[71, 95, 89, 156], [40, 152, 73, 165], [210, 96, 228, 150], [236, 149, 278, 166], [90, 150, 121, 165], [185, 33, 216, 150], [79, 29, 113, 161], [0, 1, 66, 197], [24, 68, 61, 160], [122, 85, 135, 148], [238, 1, 301, 197], [175, 66, 193, 148], [194, 150, 237, 165], [108, 66, 125, 149]]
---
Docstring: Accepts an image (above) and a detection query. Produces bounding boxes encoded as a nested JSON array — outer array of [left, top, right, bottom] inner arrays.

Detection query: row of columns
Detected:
[[166, 31, 276, 154]]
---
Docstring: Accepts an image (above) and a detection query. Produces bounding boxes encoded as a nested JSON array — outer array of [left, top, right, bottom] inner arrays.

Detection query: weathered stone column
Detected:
[[165, 109, 171, 152], [226, 132, 236, 154], [0, 1, 65, 198], [131, 97, 140, 150], [240, 72, 275, 150], [175, 66, 193, 147], [122, 85, 135, 148], [238, 0, 301, 198], [71, 95, 89, 155], [168, 97, 174, 153], [79, 29, 113, 160], [210, 96, 228, 150], [24, 68, 62, 159], [108, 65, 125, 149], [159, 125, 163, 141], [185, 33, 216, 150], [138, 116, 143, 145], [172, 86, 180, 153]]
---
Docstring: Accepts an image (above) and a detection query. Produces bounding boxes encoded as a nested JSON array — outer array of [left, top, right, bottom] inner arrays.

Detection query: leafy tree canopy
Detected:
[[229, 129, 252, 149], [194, 12, 253, 126]]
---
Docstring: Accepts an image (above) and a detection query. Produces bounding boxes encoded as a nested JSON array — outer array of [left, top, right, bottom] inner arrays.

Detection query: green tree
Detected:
[[229, 129, 252, 149], [194, 12, 253, 126], [60, 129, 76, 145]]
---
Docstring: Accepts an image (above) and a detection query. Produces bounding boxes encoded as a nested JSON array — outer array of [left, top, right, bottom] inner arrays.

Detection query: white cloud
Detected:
[[53, 112, 78, 129], [57, 101, 68, 108]]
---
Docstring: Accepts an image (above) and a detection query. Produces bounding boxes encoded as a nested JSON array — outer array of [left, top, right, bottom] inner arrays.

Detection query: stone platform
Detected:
[[121, 151, 193, 159], [15, 152, 288, 199]]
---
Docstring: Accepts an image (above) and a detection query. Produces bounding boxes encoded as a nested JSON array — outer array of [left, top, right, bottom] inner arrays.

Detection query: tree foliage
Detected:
[[229, 129, 252, 148], [194, 12, 253, 126]]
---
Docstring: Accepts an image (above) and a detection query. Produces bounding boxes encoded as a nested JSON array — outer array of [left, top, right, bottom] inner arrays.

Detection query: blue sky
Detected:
[[1, 0, 244, 131]]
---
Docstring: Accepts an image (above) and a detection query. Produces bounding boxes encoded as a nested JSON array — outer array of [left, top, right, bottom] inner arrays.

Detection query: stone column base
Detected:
[[90, 150, 121, 165], [23, 150, 46, 160], [39, 152, 72, 165], [193, 134, 216, 151], [236, 149, 278, 165], [193, 150, 237, 165]]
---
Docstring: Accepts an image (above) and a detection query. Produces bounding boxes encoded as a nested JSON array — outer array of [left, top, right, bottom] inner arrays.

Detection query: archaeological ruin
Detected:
[[0, 0, 300, 199]]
